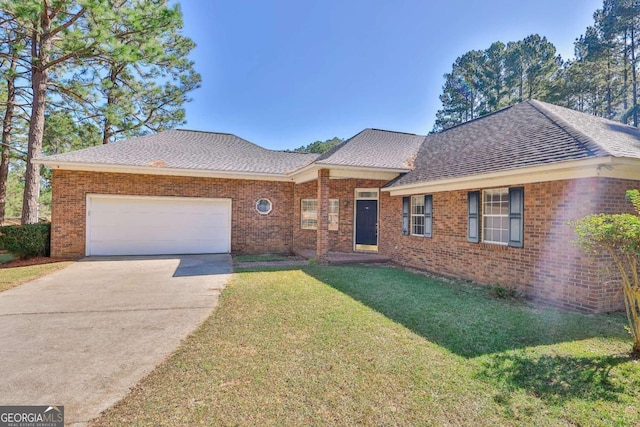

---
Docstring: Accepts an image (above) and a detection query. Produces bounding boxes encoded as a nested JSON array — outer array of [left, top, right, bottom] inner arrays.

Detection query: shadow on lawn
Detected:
[[302, 265, 629, 359], [478, 352, 634, 405]]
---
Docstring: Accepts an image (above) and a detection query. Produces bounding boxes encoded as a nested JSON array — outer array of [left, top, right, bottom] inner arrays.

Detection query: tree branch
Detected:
[[49, 7, 86, 39]]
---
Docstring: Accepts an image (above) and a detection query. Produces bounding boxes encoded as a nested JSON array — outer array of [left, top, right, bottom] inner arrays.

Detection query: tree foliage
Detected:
[[0, 0, 199, 224], [434, 35, 561, 131], [573, 190, 640, 355], [293, 137, 343, 154], [434, 0, 640, 131], [85, 0, 200, 144]]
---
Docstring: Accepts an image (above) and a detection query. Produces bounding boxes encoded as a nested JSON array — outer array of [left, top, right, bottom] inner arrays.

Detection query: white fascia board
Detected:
[[383, 157, 640, 196], [318, 163, 408, 173], [290, 163, 407, 184], [36, 160, 294, 182], [291, 165, 320, 184], [36, 158, 408, 184], [329, 169, 401, 181]]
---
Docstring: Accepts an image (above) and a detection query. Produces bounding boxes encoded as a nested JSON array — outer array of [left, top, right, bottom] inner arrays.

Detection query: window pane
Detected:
[[356, 191, 378, 199], [301, 199, 318, 230], [410, 196, 426, 236], [329, 199, 339, 231], [482, 189, 509, 244]]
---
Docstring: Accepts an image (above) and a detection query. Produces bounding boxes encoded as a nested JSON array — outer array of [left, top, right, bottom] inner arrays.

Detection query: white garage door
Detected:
[[86, 195, 231, 256]]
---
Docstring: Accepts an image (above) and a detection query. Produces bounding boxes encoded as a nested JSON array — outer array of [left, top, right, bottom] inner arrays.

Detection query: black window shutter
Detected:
[[424, 195, 433, 238], [467, 191, 480, 243], [402, 196, 410, 235], [508, 187, 524, 248]]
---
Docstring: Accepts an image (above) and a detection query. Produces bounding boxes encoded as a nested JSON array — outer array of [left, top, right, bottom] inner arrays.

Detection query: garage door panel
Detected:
[[90, 239, 228, 256], [87, 196, 231, 256], [90, 224, 229, 241]]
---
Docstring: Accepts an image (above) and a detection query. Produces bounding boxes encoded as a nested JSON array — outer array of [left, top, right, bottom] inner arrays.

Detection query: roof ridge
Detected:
[[314, 129, 366, 162], [526, 100, 602, 157], [432, 103, 517, 135], [368, 128, 424, 137], [178, 128, 319, 155], [176, 129, 235, 136], [271, 149, 320, 156]]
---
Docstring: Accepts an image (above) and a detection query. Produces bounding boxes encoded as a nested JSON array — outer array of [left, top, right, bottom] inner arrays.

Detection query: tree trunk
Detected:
[[606, 55, 613, 119], [631, 26, 638, 127], [102, 65, 121, 144], [22, 19, 52, 224], [102, 120, 112, 145], [519, 71, 524, 102], [22, 69, 48, 224], [624, 31, 629, 114], [0, 54, 17, 224]]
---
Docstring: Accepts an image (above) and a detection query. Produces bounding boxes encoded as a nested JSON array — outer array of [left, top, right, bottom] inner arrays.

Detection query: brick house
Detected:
[[37, 100, 640, 312]]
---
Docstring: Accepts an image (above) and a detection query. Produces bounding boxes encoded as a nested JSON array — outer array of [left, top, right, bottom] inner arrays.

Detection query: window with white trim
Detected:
[[410, 195, 425, 236], [328, 199, 339, 231], [255, 198, 272, 215], [482, 188, 509, 245], [301, 199, 318, 230]]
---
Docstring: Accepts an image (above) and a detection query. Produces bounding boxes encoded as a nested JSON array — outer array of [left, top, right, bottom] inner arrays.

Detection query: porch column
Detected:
[[316, 168, 330, 263]]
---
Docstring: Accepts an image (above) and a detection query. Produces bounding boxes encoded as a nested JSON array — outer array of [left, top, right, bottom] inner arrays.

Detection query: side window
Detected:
[[470, 188, 524, 247], [482, 188, 509, 245], [328, 199, 339, 231], [301, 199, 318, 230], [410, 195, 425, 236]]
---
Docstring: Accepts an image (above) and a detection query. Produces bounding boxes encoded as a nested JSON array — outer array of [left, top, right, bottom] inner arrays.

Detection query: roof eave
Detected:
[[35, 160, 296, 182], [313, 162, 409, 173], [383, 156, 640, 196], [290, 163, 409, 184]]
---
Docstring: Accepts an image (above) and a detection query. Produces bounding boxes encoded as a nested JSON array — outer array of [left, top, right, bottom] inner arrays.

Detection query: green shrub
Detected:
[[491, 284, 518, 299], [573, 189, 640, 355], [0, 223, 51, 259]]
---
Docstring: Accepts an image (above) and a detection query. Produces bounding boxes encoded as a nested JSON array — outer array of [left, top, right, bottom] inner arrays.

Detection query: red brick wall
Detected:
[[317, 169, 331, 262], [380, 177, 639, 313], [51, 170, 296, 257], [293, 180, 317, 251], [292, 178, 389, 253]]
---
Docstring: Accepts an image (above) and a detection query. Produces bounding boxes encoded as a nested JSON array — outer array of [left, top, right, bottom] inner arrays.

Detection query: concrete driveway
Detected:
[[0, 254, 231, 426]]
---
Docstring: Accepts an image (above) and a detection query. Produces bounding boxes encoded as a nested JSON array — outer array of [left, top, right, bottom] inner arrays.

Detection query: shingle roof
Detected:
[[389, 100, 640, 188], [39, 101, 640, 182], [41, 129, 319, 175], [534, 100, 640, 158], [315, 128, 425, 170]]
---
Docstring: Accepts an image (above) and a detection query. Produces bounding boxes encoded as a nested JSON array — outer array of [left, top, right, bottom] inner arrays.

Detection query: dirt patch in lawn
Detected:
[[0, 256, 77, 269]]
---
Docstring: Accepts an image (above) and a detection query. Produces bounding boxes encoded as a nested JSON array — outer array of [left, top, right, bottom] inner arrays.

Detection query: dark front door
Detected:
[[355, 200, 378, 249]]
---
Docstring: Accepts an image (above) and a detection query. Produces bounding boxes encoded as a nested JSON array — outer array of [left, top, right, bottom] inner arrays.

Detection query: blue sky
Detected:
[[178, 0, 602, 150]]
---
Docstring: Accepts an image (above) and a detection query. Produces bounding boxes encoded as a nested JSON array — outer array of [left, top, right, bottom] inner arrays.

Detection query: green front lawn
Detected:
[[233, 253, 294, 263], [0, 261, 73, 293], [92, 266, 639, 426]]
